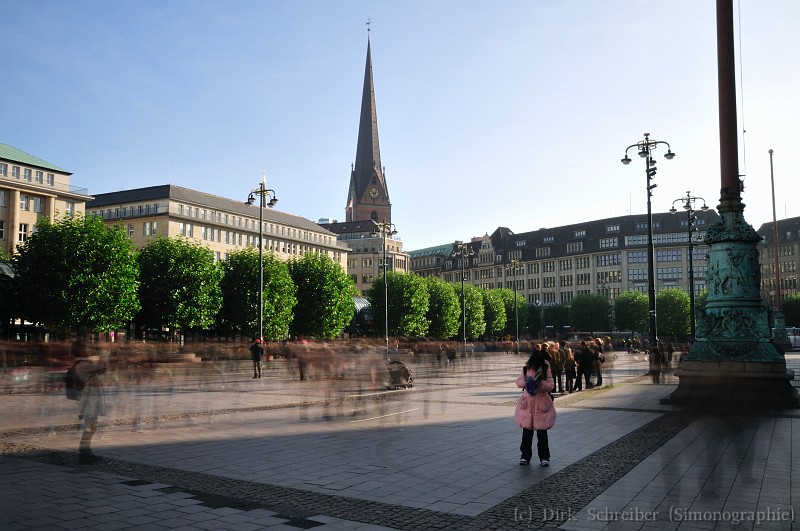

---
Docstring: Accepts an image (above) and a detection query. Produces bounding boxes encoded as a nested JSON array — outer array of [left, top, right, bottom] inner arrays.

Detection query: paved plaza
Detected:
[[1, 350, 798, 530]]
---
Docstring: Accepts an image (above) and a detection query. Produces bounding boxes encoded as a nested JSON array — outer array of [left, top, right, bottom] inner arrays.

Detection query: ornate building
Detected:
[[409, 210, 719, 309], [321, 38, 408, 295]]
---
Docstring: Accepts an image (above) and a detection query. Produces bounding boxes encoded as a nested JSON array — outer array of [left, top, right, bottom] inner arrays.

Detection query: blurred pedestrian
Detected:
[[72, 339, 107, 463], [649, 347, 663, 384]]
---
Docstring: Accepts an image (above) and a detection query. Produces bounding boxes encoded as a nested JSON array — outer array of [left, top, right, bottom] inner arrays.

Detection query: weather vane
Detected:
[[366, 18, 371, 33]]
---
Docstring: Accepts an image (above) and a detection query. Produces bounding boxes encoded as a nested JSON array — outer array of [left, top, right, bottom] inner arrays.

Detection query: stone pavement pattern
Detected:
[[1, 352, 798, 530]]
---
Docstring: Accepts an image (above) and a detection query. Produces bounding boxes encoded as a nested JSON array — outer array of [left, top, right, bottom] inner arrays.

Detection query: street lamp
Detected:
[[373, 219, 397, 360], [452, 241, 474, 359], [669, 191, 708, 339], [245, 173, 278, 342], [621, 133, 675, 351], [510, 259, 522, 355]]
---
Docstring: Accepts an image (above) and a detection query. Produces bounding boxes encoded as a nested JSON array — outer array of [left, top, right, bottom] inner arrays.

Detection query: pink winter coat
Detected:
[[514, 365, 556, 430]]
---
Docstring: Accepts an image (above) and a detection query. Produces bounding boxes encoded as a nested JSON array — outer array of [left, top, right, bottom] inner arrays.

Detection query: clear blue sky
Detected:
[[3, 0, 798, 251]]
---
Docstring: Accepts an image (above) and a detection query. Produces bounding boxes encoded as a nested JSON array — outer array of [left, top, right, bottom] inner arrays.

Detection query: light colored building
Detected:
[[0, 144, 92, 256], [409, 210, 719, 308], [757, 217, 800, 308], [87, 184, 347, 265]]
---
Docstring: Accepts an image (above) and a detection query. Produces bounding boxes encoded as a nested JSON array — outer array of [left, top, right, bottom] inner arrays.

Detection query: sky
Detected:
[[3, 0, 798, 251]]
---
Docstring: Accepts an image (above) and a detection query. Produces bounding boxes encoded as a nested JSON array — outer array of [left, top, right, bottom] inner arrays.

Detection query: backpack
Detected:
[[65, 361, 86, 401]]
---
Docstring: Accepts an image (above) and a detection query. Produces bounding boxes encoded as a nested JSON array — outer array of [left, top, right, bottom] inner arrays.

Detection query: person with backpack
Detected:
[[514, 350, 556, 466], [70, 337, 107, 463]]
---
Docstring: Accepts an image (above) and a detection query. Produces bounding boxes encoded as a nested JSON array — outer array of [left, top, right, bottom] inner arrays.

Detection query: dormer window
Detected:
[[574, 229, 586, 237]]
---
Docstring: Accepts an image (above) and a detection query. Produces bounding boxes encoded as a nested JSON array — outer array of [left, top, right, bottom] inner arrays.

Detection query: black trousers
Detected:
[[520, 428, 550, 461]]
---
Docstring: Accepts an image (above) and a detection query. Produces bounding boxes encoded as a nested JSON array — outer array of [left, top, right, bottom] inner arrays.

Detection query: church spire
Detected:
[[346, 37, 391, 223]]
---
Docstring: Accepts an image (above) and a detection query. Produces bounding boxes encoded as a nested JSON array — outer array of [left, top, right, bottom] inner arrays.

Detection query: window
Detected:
[[23, 168, 32, 181], [606, 224, 620, 232], [46, 173, 54, 185], [566, 242, 583, 253], [535, 247, 551, 257], [179, 205, 184, 215], [65, 201, 74, 216], [19, 223, 28, 243], [0, 163, 7, 176], [574, 229, 586, 237], [635, 221, 649, 230], [128, 224, 134, 237], [35, 171, 43, 183], [0, 220, 4, 240], [12, 166, 20, 178], [657, 249, 682, 262], [596, 253, 621, 267], [0, 190, 6, 207], [543, 236, 554, 243], [20, 194, 30, 210], [600, 237, 619, 248], [627, 251, 648, 263], [33, 197, 44, 213]]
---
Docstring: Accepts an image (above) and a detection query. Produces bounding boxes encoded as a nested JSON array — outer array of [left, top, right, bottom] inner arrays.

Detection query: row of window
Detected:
[[0, 190, 75, 215], [0, 164, 56, 186]]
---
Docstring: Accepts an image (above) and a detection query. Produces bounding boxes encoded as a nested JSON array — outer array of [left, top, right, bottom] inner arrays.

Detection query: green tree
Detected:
[[424, 277, 460, 339], [781, 293, 800, 326], [369, 271, 429, 337], [288, 252, 357, 339], [657, 288, 690, 339], [137, 236, 222, 331], [614, 290, 649, 333], [13, 215, 140, 332], [461, 284, 486, 339], [542, 304, 571, 338], [499, 288, 527, 338], [482, 289, 507, 338], [218, 248, 296, 339], [570, 294, 611, 334]]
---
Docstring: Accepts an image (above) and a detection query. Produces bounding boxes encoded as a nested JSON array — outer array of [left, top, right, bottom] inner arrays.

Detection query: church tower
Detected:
[[345, 38, 391, 223]]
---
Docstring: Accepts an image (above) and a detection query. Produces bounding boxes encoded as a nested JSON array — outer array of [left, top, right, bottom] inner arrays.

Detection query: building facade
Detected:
[[323, 38, 409, 295], [87, 184, 347, 264], [410, 210, 719, 308], [0, 144, 92, 256], [757, 216, 800, 308]]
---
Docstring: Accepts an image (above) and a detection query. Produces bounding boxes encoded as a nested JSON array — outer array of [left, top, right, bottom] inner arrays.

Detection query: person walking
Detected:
[[514, 351, 556, 466], [72, 338, 107, 463], [249, 338, 264, 378], [564, 347, 577, 393], [549, 342, 564, 393], [649, 347, 663, 384]]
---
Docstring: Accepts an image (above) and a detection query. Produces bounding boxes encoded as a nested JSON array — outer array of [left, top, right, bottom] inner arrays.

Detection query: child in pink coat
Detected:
[[515, 351, 556, 465]]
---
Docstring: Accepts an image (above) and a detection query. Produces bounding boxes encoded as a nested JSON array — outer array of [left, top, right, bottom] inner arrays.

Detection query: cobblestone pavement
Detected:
[[1, 351, 798, 530]]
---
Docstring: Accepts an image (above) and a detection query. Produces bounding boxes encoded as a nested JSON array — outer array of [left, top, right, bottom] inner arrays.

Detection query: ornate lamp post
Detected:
[[452, 241, 474, 358], [510, 259, 522, 355], [374, 219, 397, 360], [621, 133, 675, 351], [670, 191, 708, 339], [245, 173, 278, 341]]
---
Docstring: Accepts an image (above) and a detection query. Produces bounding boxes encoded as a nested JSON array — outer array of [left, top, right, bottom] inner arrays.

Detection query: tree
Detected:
[[542, 304, 571, 338], [13, 215, 140, 333], [570, 294, 611, 334], [482, 289, 507, 338], [781, 293, 800, 326], [218, 248, 296, 340], [288, 252, 357, 339], [657, 288, 690, 339], [462, 284, 486, 339], [614, 291, 649, 334], [369, 271, 429, 337], [424, 277, 460, 339], [499, 288, 527, 338], [137, 236, 222, 332]]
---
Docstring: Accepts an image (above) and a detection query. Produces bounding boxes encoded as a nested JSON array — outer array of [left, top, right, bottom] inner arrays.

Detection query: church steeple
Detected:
[[346, 38, 391, 223]]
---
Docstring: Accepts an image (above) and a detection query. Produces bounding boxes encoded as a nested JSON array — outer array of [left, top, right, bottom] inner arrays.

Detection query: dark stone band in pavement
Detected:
[[1, 408, 698, 530]]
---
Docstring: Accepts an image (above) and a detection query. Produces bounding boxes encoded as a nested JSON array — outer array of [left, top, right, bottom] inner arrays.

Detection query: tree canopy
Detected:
[[218, 248, 296, 339], [424, 276, 460, 339], [137, 236, 222, 331], [13, 215, 140, 333], [288, 252, 356, 339], [570, 294, 611, 333], [613, 290, 649, 333], [657, 287, 690, 339]]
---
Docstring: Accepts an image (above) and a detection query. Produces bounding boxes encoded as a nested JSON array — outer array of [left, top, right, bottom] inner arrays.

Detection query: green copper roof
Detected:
[[0, 143, 71, 174]]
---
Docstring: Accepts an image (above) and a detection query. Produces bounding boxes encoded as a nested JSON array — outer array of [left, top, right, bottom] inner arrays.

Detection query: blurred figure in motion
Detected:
[[72, 337, 107, 463], [649, 347, 663, 384]]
